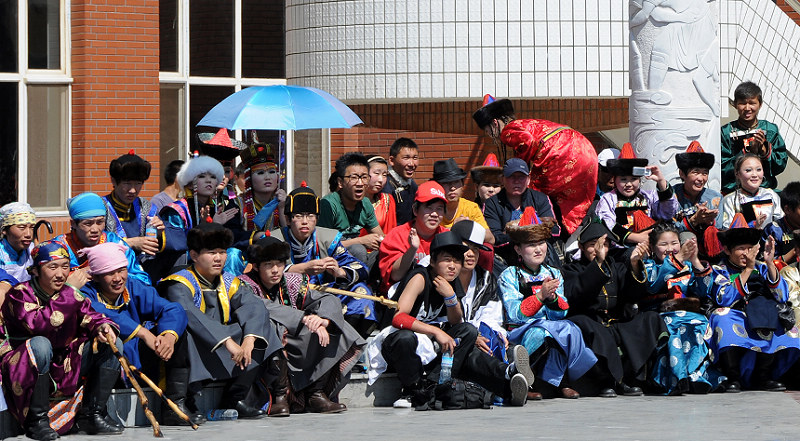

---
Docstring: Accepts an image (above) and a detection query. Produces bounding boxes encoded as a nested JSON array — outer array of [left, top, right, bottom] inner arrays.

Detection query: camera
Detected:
[[632, 166, 651, 177], [729, 128, 762, 150]]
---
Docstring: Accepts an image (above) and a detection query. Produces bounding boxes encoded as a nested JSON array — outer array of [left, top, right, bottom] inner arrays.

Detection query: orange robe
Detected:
[[501, 119, 598, 234]]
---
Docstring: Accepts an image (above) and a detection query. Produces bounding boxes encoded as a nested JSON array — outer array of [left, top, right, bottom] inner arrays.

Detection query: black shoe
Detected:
[[760, 380, 786, 392], [598, 388, 617, 398], [25, 374, 59, 440], [76, 367, 124, 435], [508, 373, 528, 406], [616, 383, 643, 396], [233, 400, 266, 419], [162, 398, 205, 426], [723, 380, 741, 393]]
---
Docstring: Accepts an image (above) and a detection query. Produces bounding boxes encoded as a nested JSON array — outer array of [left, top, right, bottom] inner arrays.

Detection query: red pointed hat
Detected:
[[505, 207, 554, 244], [605, 142, 648, 176], [675, 140, 715, 171], [716, 212, 762, 248], [196, 128, 248, 161], [470, 153, 503, 184], [472, 94, 515, 129]]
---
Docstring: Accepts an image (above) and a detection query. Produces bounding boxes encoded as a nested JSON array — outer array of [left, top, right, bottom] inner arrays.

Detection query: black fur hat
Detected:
[[675, 141, 715, 172], [187, 223, 233, 252], [109, 150, 151, 182], [472, 95, 515, 129], [284, 186, 319, 215], [246, 236, 290, 265]]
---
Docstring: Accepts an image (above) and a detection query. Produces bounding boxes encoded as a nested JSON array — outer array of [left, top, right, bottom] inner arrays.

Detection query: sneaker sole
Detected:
[[512, 345, 535, 385], [509, 373, 528, 406]]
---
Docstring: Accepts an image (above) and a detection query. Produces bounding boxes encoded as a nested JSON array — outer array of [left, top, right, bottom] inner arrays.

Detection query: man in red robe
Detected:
[[473, 95, 598, 234]]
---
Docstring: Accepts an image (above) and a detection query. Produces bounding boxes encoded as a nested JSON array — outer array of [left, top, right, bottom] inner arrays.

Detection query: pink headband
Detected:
[[79, 242, 129, 276]]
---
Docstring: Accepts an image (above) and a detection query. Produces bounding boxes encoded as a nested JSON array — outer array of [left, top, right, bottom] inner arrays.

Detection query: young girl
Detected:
[[720, 153, 784, 229], [596, 143, 678, 247], [362, 155, 397, 235], [498, 208, 597, 399], [639, 223, 723, 394]]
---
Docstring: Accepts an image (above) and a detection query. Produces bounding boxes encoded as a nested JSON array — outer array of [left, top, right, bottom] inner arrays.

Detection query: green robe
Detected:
[[721, 119, 787, 194]]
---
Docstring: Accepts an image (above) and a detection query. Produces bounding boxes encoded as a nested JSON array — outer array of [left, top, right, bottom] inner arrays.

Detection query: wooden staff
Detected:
[[104, 337, 163, 437], [128, 365, 198, 430], [309, 284, 398, 309]]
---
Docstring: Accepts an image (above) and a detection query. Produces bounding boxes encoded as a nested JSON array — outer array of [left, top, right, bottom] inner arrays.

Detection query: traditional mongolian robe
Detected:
[[0, 281, 117, 429], [238, 271, 365, 394], [563, 256, 666, 387], [52, 230, 151, 286], [82, 277, 187, 369], [103, 193, 161, 244], [365, 192, 397, 235], [720, 187, 783, 229], [642, 255, 723, 394], [696, 260, 800, 386], [596, 188, 679, 245], [499, 264, 597, 387], [721, 119, 787, 193], [159, 267, 281, 384], [0, 237, 33, 283], [500, 119, 598, 234]]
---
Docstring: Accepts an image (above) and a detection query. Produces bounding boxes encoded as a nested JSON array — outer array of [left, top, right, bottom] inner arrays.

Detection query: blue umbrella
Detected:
[[197, 85, 363, 130]]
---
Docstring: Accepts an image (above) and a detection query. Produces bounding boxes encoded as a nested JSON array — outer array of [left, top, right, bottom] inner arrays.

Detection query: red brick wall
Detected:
[[71, 0, 161, 200], [775, 1, 800, 25]]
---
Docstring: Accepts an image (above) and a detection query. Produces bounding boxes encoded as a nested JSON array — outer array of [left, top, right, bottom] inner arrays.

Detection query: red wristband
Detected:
[[392, 312, 417, 330]]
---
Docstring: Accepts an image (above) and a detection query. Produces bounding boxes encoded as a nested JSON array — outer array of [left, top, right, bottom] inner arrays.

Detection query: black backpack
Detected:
[[415, 379, 494, 411]]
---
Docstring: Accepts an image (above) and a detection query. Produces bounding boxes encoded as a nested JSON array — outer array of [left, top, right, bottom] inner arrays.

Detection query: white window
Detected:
[[0, 0, 71, 213]]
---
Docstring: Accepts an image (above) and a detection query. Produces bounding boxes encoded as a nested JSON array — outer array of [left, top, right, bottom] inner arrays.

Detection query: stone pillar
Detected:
[[629, 0, 720, 191]]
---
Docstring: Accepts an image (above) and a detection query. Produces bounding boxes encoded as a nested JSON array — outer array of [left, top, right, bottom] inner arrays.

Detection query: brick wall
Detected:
[[775, 1, 800, 25], [71, 0, 161, 200]]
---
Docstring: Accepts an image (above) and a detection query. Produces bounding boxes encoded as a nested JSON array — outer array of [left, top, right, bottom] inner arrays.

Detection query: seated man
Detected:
[[103, 151, 165, 264], [79, 242, 199, 426], [0, 241, 122, 439], [53, 192, 151, 287], [378, 181, 449, 294], [672, 142, 722, 258], [318, 152, 384, 269], [271, 186, 375, 336], [370, 231, 533, 408], [159, 223, 282, 419], [239, 237, 366, 415]]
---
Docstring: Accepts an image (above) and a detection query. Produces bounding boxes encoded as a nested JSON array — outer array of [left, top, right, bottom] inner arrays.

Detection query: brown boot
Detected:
[[268, 357, 290, 417], [306, 391, 346, 414]]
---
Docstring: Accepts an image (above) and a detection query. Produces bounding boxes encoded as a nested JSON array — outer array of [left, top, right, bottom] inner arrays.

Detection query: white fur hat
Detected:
[[177, 156, 225, 188]]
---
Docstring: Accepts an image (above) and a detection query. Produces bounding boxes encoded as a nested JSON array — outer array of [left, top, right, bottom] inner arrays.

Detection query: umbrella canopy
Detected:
[[197, 85, 363, 130]]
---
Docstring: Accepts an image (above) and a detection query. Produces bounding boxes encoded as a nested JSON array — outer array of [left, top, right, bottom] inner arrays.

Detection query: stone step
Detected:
[[338, 372, 402, 408]]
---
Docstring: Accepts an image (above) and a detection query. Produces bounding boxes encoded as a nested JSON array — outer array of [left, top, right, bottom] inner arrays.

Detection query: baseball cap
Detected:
[[415, 181, 447, 204], [503, 158, 530, 177], [451, 220, 491, 251]]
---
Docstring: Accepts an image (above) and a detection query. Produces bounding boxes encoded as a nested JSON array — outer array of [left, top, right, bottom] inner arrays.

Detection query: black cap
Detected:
[[430, 231, 469, 255], [451, 220, 491, 251]]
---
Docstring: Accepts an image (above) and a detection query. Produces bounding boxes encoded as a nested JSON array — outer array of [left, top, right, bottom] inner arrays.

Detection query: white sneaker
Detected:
[[393, 397, 413, 408]]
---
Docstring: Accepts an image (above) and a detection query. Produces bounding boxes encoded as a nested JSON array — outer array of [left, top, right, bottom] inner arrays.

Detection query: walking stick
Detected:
[[308, 284, 398, 309], [103, 336, 163, 437], [128, 365, 198, 430]]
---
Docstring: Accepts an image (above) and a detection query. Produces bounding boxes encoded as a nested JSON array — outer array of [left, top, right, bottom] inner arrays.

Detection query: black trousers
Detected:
[[381, 322, 509, 396]]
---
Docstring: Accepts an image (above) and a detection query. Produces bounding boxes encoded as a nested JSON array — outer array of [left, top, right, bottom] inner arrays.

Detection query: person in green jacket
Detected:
[[721, 81, 787, 194]]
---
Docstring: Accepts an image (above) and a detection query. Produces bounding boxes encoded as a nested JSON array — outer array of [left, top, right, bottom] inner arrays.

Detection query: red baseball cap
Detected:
[[415, 181, 447, 204]]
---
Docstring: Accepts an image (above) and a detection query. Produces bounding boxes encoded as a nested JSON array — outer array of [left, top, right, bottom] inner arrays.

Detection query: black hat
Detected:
[[716, 213, 761, 248], [109, 150, 151, 182], [432, 158, 467, 184], [430, 231, 469, 256], [472, 95, 515, 129], [675, 141, 715, 172], [196, 128, 247, 162], [285, 186, 319, 215], [246, 236, 290, 265], [187, 222, 233, 252], [577, 219, 617, 245], [451, 220, 490, 251], [605, 143, 648, 176]]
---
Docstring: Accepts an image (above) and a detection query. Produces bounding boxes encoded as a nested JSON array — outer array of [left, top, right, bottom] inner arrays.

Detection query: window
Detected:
[[0, 0, 71, 211], [160, 0, 327, 192]]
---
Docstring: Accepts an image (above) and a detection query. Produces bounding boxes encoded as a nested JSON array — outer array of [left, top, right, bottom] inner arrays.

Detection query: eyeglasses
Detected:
[[342, 174, 370, 184], [291, 213, 317, 221]]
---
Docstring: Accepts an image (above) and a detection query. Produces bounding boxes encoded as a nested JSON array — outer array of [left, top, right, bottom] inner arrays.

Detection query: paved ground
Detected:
[[15, 391, 800, 441]]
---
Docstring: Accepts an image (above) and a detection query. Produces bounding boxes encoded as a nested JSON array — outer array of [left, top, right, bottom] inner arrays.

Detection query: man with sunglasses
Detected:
[[53, 192, 151, 289]]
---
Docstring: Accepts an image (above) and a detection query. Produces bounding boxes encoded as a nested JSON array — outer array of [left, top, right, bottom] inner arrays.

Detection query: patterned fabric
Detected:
[[0, 238, 33, 283], [596, 189, 678, 245], [500, 119, 598, 234], [720, 187, 783, 229], [52, 231, 151, 286]]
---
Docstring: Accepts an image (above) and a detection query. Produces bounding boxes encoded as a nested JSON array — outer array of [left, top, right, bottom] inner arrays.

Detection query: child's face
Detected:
[[653, 231, 680, 262], [735, 157, 763, 192], [477, 182, 501, 202], [615, 175, 640, 198], [735, 97, 761, 124]]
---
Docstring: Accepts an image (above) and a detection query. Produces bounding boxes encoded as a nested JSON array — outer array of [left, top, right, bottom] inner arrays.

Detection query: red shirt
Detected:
[[378, 221, 448, 293]]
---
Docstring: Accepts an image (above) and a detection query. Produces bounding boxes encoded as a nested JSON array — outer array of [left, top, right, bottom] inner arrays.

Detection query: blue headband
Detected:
[[68, 192, 107, 220]]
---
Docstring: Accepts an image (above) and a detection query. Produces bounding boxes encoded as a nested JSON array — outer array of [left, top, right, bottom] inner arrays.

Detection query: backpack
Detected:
[[415, 379, 494, 411]]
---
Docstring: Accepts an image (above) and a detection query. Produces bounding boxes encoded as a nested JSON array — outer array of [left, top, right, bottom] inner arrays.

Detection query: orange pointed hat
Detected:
[[716, 212, 762, 248], [605, 143, 648, 176], [472, 94, 515, 129], [470, 153, 503, 185], [675, 140, 715, 171], [505, 207, 554, 244]]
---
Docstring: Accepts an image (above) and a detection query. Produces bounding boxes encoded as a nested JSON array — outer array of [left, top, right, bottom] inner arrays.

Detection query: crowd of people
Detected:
[[0, 81, 798, 439]]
